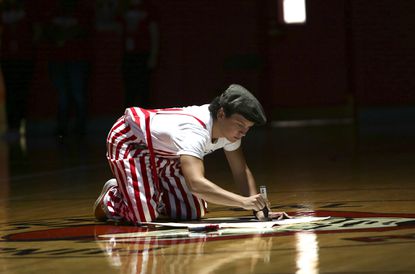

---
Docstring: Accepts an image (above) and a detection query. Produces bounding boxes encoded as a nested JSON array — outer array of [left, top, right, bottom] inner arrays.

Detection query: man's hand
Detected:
[[240, 194, 268, 211], [269, 211, 291, 220], [254, 211, 291, 221]]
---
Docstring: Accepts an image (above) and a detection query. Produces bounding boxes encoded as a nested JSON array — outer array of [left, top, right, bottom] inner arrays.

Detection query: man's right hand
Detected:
[[241, 194, 268, 211]]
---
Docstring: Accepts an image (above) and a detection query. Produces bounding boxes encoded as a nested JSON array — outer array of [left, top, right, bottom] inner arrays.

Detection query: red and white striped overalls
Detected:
[[104, 107, 207, 224]]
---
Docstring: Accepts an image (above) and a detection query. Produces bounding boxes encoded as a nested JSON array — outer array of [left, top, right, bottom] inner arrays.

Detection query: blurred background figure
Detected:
[[0, 0, 35, 141], [119, 0, 159, 108], [39, 0, 94, 138], [95, 0, 119, 31]]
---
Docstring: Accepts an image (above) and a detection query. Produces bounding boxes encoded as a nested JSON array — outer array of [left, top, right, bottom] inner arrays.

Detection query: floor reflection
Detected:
[[96, 229, 273, 274], [295, 232, 319, 274]]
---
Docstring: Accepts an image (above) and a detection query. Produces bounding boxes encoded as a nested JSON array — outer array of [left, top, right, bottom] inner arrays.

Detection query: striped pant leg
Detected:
[[159, 158, 207, 220], [107, 152, 160, 224], [105, 116, 160, 224]]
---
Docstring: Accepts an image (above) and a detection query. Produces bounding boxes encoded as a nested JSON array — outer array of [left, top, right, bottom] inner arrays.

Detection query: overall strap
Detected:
[[127, 107, 161, 197], [142, 109, 161, 195]]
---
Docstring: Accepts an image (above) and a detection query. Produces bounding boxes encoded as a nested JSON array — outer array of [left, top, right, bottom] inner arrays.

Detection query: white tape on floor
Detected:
[[144, 216, 330, 229]]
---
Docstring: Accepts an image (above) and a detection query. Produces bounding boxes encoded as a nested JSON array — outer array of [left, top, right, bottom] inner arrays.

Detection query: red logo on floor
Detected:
[[3, 210, 415, 243]]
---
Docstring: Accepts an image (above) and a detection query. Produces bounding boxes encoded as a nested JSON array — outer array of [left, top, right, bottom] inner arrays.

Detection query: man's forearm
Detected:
[[188, 177, 245, 208], [180, 154, 266, 211]]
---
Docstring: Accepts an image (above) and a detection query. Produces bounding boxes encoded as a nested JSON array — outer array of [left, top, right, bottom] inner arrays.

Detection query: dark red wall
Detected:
[[152, 0, 263, 107], [350, 0, 415, 106], [264, 0, 348, 107], [25, 0, 415, 120]]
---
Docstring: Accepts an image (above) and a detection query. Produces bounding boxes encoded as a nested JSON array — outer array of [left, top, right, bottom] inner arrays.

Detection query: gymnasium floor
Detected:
[[1, 116, 415, 274]]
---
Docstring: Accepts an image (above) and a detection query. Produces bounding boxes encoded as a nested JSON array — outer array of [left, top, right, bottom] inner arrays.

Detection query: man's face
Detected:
[[217, 109, 254, 142]]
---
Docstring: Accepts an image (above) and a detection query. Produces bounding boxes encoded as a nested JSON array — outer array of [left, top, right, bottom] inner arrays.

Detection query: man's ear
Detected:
[[217, 107, 225, 120]]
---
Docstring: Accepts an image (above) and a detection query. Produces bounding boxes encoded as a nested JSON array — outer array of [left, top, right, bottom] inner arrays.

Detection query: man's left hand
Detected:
[[255, 210, 291, 221]]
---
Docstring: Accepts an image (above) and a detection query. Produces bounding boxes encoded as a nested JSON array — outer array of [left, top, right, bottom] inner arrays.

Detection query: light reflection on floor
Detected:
[[295, 232, 319, 274]]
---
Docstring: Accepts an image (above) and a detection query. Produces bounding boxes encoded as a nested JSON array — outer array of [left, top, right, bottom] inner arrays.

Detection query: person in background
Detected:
[[119, 0, 159, 108], [41, 0, 94, 138], [0, 0, 35, 141]]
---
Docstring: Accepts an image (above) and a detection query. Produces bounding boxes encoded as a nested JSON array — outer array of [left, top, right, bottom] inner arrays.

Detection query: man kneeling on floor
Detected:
[[94, 84, 276, 224]]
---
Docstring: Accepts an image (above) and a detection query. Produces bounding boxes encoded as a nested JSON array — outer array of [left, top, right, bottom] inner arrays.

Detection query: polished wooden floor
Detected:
[[1, 119, 415, 274]]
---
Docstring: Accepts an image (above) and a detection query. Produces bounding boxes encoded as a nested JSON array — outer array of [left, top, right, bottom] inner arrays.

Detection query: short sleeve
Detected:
[[175, 126, 209, 159], [224, 139, 241, 151]]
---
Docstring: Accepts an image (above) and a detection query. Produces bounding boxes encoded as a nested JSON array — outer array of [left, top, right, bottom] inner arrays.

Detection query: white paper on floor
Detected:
[[144, 216, 330, 229]]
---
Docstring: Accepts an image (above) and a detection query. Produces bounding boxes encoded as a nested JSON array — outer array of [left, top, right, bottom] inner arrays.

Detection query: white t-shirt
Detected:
[[150, 104, 241, 159]]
